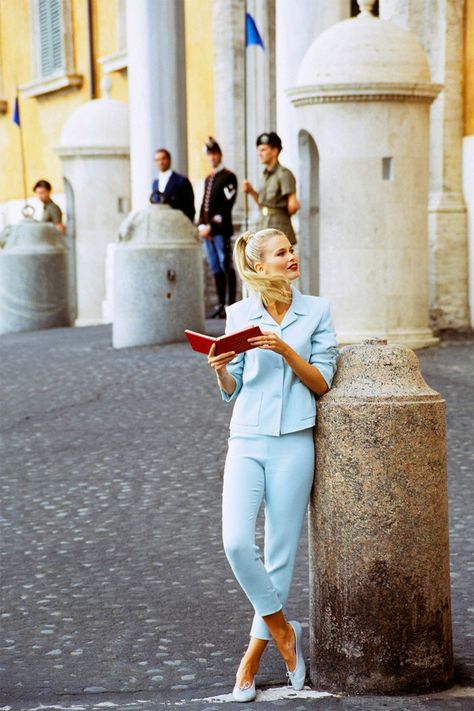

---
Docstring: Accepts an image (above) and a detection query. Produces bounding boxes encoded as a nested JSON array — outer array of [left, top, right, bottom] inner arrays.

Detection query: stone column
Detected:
[[212, 0, 276, 230], [212, 0, 245, 227], [380, 0, 470, 331], [126, 0, 188, 210], [245, 0, 276, 224], [311, 339, 453, 694], [463, 0, 474, 328]]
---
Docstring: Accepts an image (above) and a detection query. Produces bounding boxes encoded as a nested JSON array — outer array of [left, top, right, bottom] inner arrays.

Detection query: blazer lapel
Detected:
[[247, 294, 276, 326], [247, 286, 309, 328], [163, 172, 176, 199], [281, 286, 309, 329]]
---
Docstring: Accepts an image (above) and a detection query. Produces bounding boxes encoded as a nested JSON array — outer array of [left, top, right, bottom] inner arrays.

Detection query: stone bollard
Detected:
[[113, 204, 205, 348], [310, 338, 453, 694], [0, 218, 70, 335]]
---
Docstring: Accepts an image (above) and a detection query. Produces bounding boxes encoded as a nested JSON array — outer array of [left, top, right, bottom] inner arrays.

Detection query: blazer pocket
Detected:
[[294, 382, 316, 420], [232, 392, 263, 427]]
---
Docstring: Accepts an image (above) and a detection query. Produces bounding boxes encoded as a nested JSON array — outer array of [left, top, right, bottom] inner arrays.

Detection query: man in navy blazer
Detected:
[[149, 148, 195, 222]]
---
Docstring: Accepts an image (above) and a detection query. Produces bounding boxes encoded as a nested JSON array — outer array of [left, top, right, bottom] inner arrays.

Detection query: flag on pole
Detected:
[[12, 96, 20, 127], [245, 12, 265, 50]]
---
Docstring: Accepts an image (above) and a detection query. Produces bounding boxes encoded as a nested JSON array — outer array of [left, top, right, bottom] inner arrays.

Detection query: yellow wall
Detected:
[[465, 0, 474, 135], [0, 0, 214, 204], [92, 0, 128, 102], [0, 0, 129, 205], [0, 0, 93, 202], [185, 0, 215, 184]]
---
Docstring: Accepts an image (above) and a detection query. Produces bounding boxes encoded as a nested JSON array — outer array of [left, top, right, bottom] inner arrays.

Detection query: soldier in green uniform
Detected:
[[242, 132, 300, 244], [33, 180, 65, 235]]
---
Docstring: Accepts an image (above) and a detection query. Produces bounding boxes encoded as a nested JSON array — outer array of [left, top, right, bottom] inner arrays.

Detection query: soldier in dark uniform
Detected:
[[242, 132, 300, 245], [198, 137, 238, 318]]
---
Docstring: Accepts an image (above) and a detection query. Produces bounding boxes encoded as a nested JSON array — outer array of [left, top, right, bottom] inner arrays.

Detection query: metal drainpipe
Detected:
[[86, 0, 96, 99]]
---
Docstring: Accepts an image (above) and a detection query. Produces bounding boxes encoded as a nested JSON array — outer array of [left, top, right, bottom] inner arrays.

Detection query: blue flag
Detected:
[[12, 96, 20, 127], [245, 12, 265, 50]]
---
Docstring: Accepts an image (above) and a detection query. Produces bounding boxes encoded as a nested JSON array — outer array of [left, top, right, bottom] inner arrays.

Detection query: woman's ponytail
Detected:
[[233, 229, 292, 307]]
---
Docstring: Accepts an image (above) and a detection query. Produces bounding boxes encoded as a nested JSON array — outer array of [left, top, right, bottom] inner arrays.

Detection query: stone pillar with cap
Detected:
[[310, 337, 454, 693], [112, 203, 204, 349], [56, 77, 130, 326], [0, 215, 70, 335]]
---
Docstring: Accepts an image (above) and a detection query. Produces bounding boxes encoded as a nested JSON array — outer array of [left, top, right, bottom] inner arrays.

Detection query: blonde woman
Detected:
[[207, 228, 338, 701]]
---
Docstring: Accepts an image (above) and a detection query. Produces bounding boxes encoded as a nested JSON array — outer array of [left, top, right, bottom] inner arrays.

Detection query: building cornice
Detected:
[[55, 146, 130, 158], [288, 82, 443, 106]]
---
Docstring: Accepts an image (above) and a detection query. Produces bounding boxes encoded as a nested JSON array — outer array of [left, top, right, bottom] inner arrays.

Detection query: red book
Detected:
[[184, 325, 263, 356]]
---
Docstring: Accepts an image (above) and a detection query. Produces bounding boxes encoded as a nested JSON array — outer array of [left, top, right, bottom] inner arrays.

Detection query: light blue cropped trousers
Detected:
[[222, 428, 314, 641]]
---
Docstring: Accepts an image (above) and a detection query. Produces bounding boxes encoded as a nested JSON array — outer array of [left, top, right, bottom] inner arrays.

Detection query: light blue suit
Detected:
[[221, 286, 338, 434], [219, 286, 339, 641]]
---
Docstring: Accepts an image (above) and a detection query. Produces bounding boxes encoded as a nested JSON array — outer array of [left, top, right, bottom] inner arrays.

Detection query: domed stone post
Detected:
[[112, 203, 205, 348], [56, 83, 130, 326], [288, 0, 442, 349], [0, 216, 70, 335], [310, 339, 454, 694]]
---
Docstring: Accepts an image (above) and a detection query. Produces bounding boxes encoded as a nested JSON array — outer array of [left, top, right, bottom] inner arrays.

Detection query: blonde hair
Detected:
[[233, 228, 292, 307]]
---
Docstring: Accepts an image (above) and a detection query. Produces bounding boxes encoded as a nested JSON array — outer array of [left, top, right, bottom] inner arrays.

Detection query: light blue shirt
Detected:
[[220, 286, 339, 436]]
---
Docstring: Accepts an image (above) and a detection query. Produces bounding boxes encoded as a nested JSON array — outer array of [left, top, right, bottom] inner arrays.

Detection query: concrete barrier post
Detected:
[[0, 218, 70, 335], [310, 338, 453, 694], [113, 204, 205, 349]]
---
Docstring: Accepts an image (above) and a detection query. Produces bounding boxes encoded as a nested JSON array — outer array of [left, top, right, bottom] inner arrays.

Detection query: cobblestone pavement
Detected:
[[0, 325, 473, 711]]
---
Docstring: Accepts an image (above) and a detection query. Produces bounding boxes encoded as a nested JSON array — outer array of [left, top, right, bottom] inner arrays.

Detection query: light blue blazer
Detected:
[[220, 286, 339, 436]]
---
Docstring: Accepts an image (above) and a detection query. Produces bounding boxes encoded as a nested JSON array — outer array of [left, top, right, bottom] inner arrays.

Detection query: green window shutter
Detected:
[[38, 0, 64, 77]]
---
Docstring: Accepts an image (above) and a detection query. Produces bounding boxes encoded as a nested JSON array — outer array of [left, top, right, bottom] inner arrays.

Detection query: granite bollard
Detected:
[[311, 338, 453, 694], [0, 217, 70, 335], [113, 204, 205, 348]]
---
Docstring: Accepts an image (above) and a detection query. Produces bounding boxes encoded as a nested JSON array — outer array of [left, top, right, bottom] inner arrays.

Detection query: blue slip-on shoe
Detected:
[[285, 620, 306, 691], [232, 677, 256, 702]]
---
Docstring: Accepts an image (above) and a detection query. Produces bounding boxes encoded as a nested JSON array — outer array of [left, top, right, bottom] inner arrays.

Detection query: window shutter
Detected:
[[38, 0, 64, 77]]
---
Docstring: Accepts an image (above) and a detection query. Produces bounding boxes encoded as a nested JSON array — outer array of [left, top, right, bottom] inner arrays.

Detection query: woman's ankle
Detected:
[[239, 654, 259, 674]]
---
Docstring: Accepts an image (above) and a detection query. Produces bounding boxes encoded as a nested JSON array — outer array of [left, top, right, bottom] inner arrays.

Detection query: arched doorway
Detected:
[[298, 130, 320, 295]]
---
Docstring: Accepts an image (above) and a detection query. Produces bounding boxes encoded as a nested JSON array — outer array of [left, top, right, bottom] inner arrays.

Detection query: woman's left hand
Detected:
[[248, 331, 290, 358]]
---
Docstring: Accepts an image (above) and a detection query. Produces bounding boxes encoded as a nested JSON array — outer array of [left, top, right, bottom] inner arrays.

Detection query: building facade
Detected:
[[0, 0, 473, 335]]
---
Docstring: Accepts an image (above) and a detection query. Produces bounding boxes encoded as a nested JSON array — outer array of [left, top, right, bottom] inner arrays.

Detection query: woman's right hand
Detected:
[[207, 343, 236, 374]]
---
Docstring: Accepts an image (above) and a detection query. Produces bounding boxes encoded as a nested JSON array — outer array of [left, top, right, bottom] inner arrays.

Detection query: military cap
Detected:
[[256, 132, 282, 150], [204, 136, 222, 154]]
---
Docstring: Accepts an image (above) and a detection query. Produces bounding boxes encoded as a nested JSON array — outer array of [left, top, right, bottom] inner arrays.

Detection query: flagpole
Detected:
[[243, 1, 249, 232], [14, 91, 31, 215]]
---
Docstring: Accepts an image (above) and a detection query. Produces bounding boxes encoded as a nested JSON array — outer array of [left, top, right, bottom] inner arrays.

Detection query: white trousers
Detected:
[[222, 428, 314, 640]]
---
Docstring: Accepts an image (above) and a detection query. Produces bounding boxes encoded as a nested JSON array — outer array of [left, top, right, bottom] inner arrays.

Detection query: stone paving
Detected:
[[0, 325, 473, 711]]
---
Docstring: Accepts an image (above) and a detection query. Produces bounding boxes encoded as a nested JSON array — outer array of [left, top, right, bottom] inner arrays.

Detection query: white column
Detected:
[[212, 0, 276, 230], [212, 0, 245, 226], [245, 0, 276, 226], [380, 0, 470, 330], [463, 136, 474, 328], [126, 0, 188, 210]]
